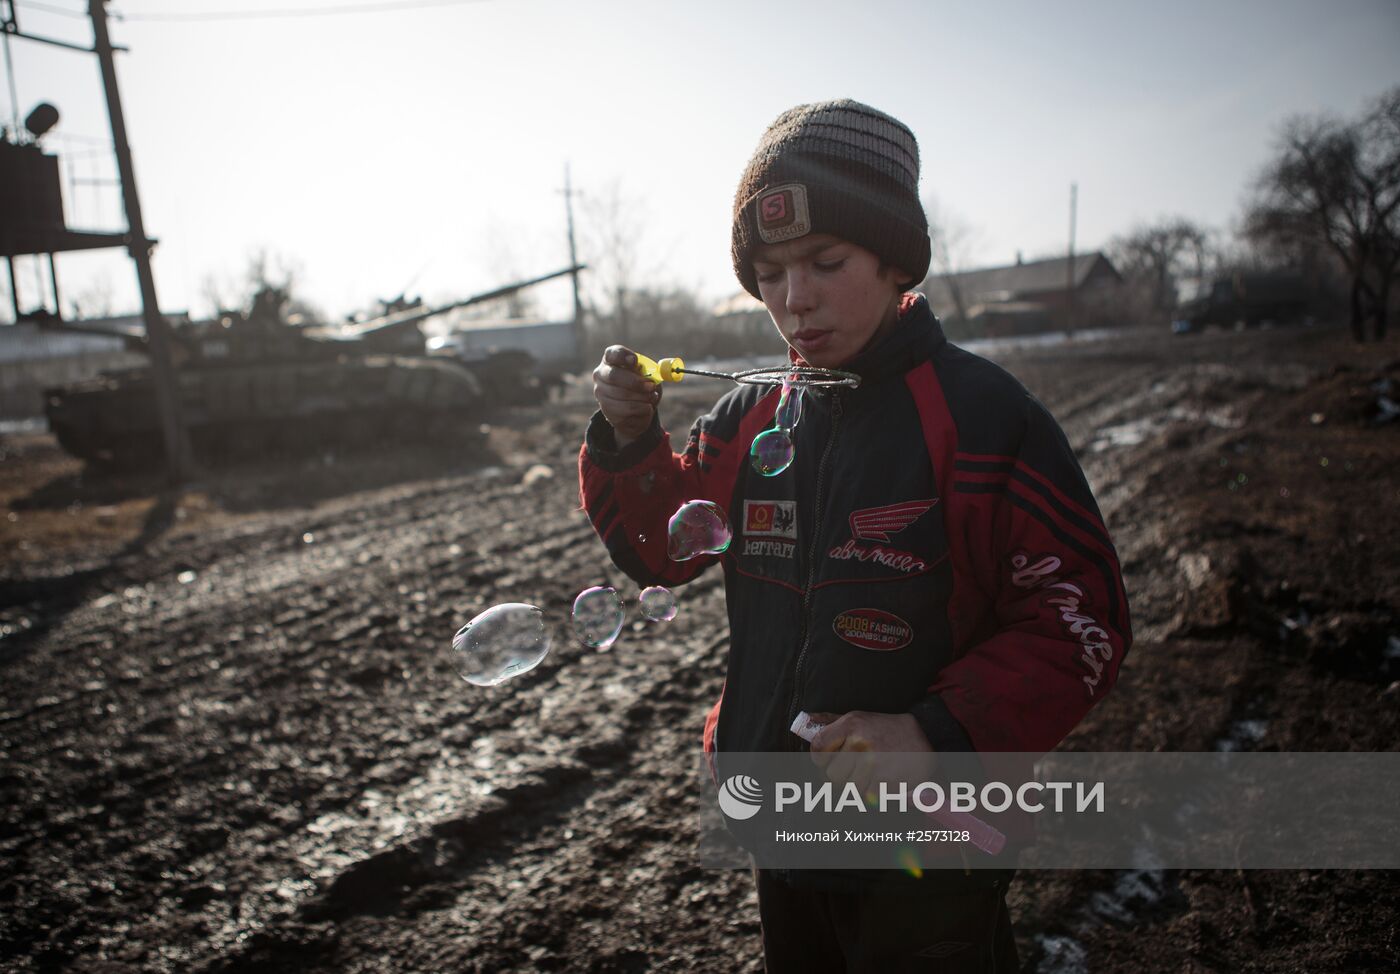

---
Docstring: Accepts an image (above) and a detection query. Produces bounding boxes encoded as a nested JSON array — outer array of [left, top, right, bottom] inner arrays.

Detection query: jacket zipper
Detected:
[[785, 391, 843, 746]]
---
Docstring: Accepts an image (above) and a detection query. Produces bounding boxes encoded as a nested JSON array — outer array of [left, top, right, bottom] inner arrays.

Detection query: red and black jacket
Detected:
[[578, 294, 1131, 763]]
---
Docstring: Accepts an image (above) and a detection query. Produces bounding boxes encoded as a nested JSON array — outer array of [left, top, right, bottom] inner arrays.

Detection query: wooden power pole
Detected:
[[89, 0, 189, 482], [562, 163, 586, 369], [1065, 181, 1077, 336]]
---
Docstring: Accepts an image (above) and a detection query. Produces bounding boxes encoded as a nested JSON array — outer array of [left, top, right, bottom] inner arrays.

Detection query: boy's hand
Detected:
[[593, 345, 661, 448], [808, 711, 934, 805], [807, 711, 934, 756]]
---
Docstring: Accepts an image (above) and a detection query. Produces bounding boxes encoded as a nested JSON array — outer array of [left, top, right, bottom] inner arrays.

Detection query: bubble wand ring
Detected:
[[634, 354, 860, 389]]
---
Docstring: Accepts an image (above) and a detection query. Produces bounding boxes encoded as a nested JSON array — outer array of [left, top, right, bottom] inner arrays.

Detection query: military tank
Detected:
[[40, 267, 582, 467]]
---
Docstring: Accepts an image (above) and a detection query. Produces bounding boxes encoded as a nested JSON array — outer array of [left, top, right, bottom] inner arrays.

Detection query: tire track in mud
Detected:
[[3, 442, 742, 971], [189, 572, 738, 973], [1, 464, 560, 961]]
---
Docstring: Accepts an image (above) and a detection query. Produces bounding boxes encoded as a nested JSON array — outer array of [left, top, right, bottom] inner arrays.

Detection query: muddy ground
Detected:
[[2, 322, 1398, 973]]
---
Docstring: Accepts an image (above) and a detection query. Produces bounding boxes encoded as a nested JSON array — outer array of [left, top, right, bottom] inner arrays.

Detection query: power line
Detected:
[[12, 1, 88, 19], [113, 0, 491, 23]]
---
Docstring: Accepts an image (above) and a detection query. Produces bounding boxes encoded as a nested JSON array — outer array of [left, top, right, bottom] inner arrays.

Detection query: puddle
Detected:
[[1278, 607, 1312, 638], [1215, 718, 1269, 752], [961, 328, 1120, 356], [1382, 635, 1400, 682], [0, 416, 47, 435], [1034, 933, 1088, 974], [1214, 688, 1271, 752], [1034, 863, 1168, 973], [1089, 406, 1242, 453]]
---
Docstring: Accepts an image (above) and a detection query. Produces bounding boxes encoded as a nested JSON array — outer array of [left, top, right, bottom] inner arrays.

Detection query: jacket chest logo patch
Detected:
[[849, 500, 936, 541], [744, 500, 796, 538], [743, 499, 796, 559], [828, 499, 938, 573], [833, 608, 913, 651]]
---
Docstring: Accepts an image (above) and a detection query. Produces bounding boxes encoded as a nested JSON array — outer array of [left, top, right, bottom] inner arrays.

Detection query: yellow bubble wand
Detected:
[[632, 354, 860, 389]]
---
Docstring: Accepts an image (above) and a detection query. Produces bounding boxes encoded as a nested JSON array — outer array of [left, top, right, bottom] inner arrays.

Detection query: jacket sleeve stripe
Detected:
[[593, 498, 621, 541], [1008, 457, 1116, 552], [955, 450, 1017, 464], [953, 469, 1010, 485], [953, 482, 1008, 495], [956, 451, 1117, 564], [698, 431, 726, 456], [1005, 491, 1128, 638], [953, 456, 1014, 473], [584, 476, 615, 525], [1009, 469, 1116, 559]]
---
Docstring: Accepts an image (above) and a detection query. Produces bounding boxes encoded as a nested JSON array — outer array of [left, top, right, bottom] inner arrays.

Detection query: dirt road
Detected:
[[2, 323, 1397, 972]]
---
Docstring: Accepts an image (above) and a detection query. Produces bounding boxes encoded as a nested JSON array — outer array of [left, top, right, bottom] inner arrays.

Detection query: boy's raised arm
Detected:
[[579, 345, 764, 589]]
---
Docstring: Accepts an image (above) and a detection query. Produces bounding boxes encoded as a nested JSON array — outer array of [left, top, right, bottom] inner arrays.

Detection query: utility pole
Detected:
[[1065, 181, 1077, 336], [89, 0, 189, 482], [561, 163, 585, 368]]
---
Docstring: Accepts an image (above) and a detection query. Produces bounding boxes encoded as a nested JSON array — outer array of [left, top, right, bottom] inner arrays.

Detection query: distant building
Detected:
[[427, 315, 580, 371], [708, 292, 787, 358], [710, 291, 769, 339], [922, 252, 1123, 336], [0, 315, 158, 420]]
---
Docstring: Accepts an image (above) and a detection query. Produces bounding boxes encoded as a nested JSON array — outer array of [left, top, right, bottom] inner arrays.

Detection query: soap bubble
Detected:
[[451, 603, 551, 687], [572, 586, 625, 648], [774, 379, 802, 430], [750, 428, 795, 477], [638, 586, 678, 622], [667, 500, 732, 562]]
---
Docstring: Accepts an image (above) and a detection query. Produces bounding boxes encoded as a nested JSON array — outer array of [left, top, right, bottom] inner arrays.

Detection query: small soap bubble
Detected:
[[638, 586, 678, 622], [451, 603, 551, 686], [774, 379, 802, 430], [667, 500, 733, 562], [750, 428, 795, 477], [572, 586, 625, 648]]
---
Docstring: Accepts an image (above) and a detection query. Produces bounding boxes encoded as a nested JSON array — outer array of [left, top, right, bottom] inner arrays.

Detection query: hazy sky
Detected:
[[4, 0, 1398, 323]]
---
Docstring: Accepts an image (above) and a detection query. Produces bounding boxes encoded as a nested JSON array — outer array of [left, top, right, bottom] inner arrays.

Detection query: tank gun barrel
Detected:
[[32, 313, 151, 354], [345, 264, 587, 336]]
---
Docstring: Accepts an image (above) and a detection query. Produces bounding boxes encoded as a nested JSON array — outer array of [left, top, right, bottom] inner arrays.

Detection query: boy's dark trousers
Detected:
[[755, 869, 1019, 973]]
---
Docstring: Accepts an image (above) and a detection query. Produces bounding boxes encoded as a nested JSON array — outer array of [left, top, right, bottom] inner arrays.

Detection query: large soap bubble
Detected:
[[572, 585, 625, 649], [749, 427, 795, 477], [667, 500, 732, 562], [638, 585, 678, 622], [451, 603, 551, 686]]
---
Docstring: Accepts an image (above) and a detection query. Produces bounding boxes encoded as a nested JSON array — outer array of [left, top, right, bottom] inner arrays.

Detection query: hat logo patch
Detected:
[[756, 183, 811, 243]]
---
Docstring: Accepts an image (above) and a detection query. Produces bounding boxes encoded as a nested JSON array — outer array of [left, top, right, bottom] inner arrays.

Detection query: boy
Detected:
[[580, 100, 1130, 972]]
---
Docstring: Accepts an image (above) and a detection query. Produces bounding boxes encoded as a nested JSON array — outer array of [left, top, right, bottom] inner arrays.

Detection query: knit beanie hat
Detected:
[[731, 99, 930, 299]]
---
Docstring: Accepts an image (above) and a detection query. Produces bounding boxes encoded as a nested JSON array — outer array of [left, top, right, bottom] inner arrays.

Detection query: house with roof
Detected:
[[921, 252, 1123, 337]]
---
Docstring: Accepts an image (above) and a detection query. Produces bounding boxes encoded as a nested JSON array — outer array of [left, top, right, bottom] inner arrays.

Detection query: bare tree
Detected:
[[1107, 217, 1213, 318], [199, 270, 240, 319], [920, 195, 979, 324], [1244, 86, 1400, 341], [65, 273, 116, 319], [578, 179, 650, 345]]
